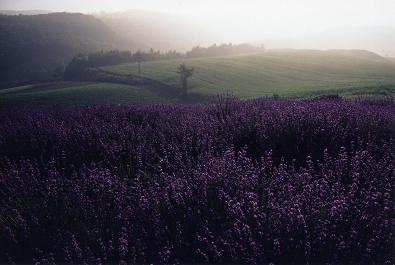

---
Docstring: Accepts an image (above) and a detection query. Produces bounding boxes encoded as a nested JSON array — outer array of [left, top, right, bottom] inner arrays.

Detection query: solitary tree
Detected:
[[134, 51, 144, 75], [177, 63, 194, 96], [260, 43, 266, 52]]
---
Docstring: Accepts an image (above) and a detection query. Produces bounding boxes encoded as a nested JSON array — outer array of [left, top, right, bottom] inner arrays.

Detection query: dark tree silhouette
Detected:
[[134, 51, 144, 75], [185, 43, 266, 58], [177, 63, 194, 96], [64, 53, 89, 80]]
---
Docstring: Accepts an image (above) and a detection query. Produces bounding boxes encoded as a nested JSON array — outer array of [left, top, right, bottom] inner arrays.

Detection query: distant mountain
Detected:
[[260, 27, 395, 57], [328, 50, 388, 62], [0, 10, 52, 15], [0, 12, 120, 88]]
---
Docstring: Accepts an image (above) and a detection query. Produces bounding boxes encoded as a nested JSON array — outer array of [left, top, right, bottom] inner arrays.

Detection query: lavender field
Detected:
[[0, 98, 394, 264]]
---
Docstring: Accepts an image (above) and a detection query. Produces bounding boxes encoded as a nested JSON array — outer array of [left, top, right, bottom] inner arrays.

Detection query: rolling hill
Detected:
[[101, 50, 395, 98], [0, 10, 214, 88], [2, 50, 394, 107]]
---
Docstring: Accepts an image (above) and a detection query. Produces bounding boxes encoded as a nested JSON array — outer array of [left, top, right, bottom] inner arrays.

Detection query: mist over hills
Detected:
[[0, 9, 393, 88], [0, 10, 217, 87], [2, 9, 394, 54], [96, 10, 215, 52], [261, 26, 395, 57], [0, 10, 51, 15]]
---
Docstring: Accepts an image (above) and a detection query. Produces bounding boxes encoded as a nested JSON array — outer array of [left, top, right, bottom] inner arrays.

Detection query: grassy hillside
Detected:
[[0, 82, 169, 108], [2, 50, 394, 107], [102, 50, 395, 98]]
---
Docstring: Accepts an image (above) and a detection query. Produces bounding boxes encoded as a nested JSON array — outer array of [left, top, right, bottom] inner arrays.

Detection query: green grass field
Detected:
[[102, 50, 395, 98], [2, 50, 394, 107], [0, 82, 169, 108]]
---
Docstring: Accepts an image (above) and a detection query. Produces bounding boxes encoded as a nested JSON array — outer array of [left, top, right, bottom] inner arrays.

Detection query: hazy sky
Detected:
[[2, 0, 394, 31], [2, 0, 394, 25], [1, 0, 395, 52]]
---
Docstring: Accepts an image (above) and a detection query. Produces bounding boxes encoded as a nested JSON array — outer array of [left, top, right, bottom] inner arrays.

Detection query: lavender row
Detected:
[[0, 99, 393, 173]]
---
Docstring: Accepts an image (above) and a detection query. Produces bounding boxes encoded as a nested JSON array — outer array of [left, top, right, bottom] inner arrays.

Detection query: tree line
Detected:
[[63, 49, 183, 79], [186, 43, 265, 58], [64, 43, 265, 79], [64, 43, 265, 96], [64, 51, 195, 97]]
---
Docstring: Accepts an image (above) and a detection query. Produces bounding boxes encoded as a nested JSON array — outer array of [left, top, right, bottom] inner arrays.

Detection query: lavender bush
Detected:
[[0, 99, 394, 264]]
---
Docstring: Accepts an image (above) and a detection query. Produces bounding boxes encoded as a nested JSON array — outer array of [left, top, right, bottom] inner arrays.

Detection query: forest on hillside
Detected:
[[0, 12, 266, 88], [0, 13, 118, 88]]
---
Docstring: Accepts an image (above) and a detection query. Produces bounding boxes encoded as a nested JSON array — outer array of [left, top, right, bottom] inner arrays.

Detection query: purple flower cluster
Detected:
[[0, 99, 394, 264]]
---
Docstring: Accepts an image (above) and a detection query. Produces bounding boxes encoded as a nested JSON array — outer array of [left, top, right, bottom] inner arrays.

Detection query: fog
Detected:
[[1, 0, 395, 55]]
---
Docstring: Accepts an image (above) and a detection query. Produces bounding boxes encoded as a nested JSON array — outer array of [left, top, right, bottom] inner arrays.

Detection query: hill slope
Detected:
[[0, 82, 169, 108], [0, 13, 119, 88], [2, 50, 394, 107], [102, 50, 395, 98]]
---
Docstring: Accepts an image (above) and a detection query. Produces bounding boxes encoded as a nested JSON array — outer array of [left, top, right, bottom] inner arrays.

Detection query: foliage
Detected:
[[63, 43, 267, 81], [63, 54, 89, 80], [63, 49, 185, 80], [177, 63, 194, 96], [0, 99, 394, 264], [64, 50, 134, 80], [88, 50, 133, 67], [186, 43, 265, 58]]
